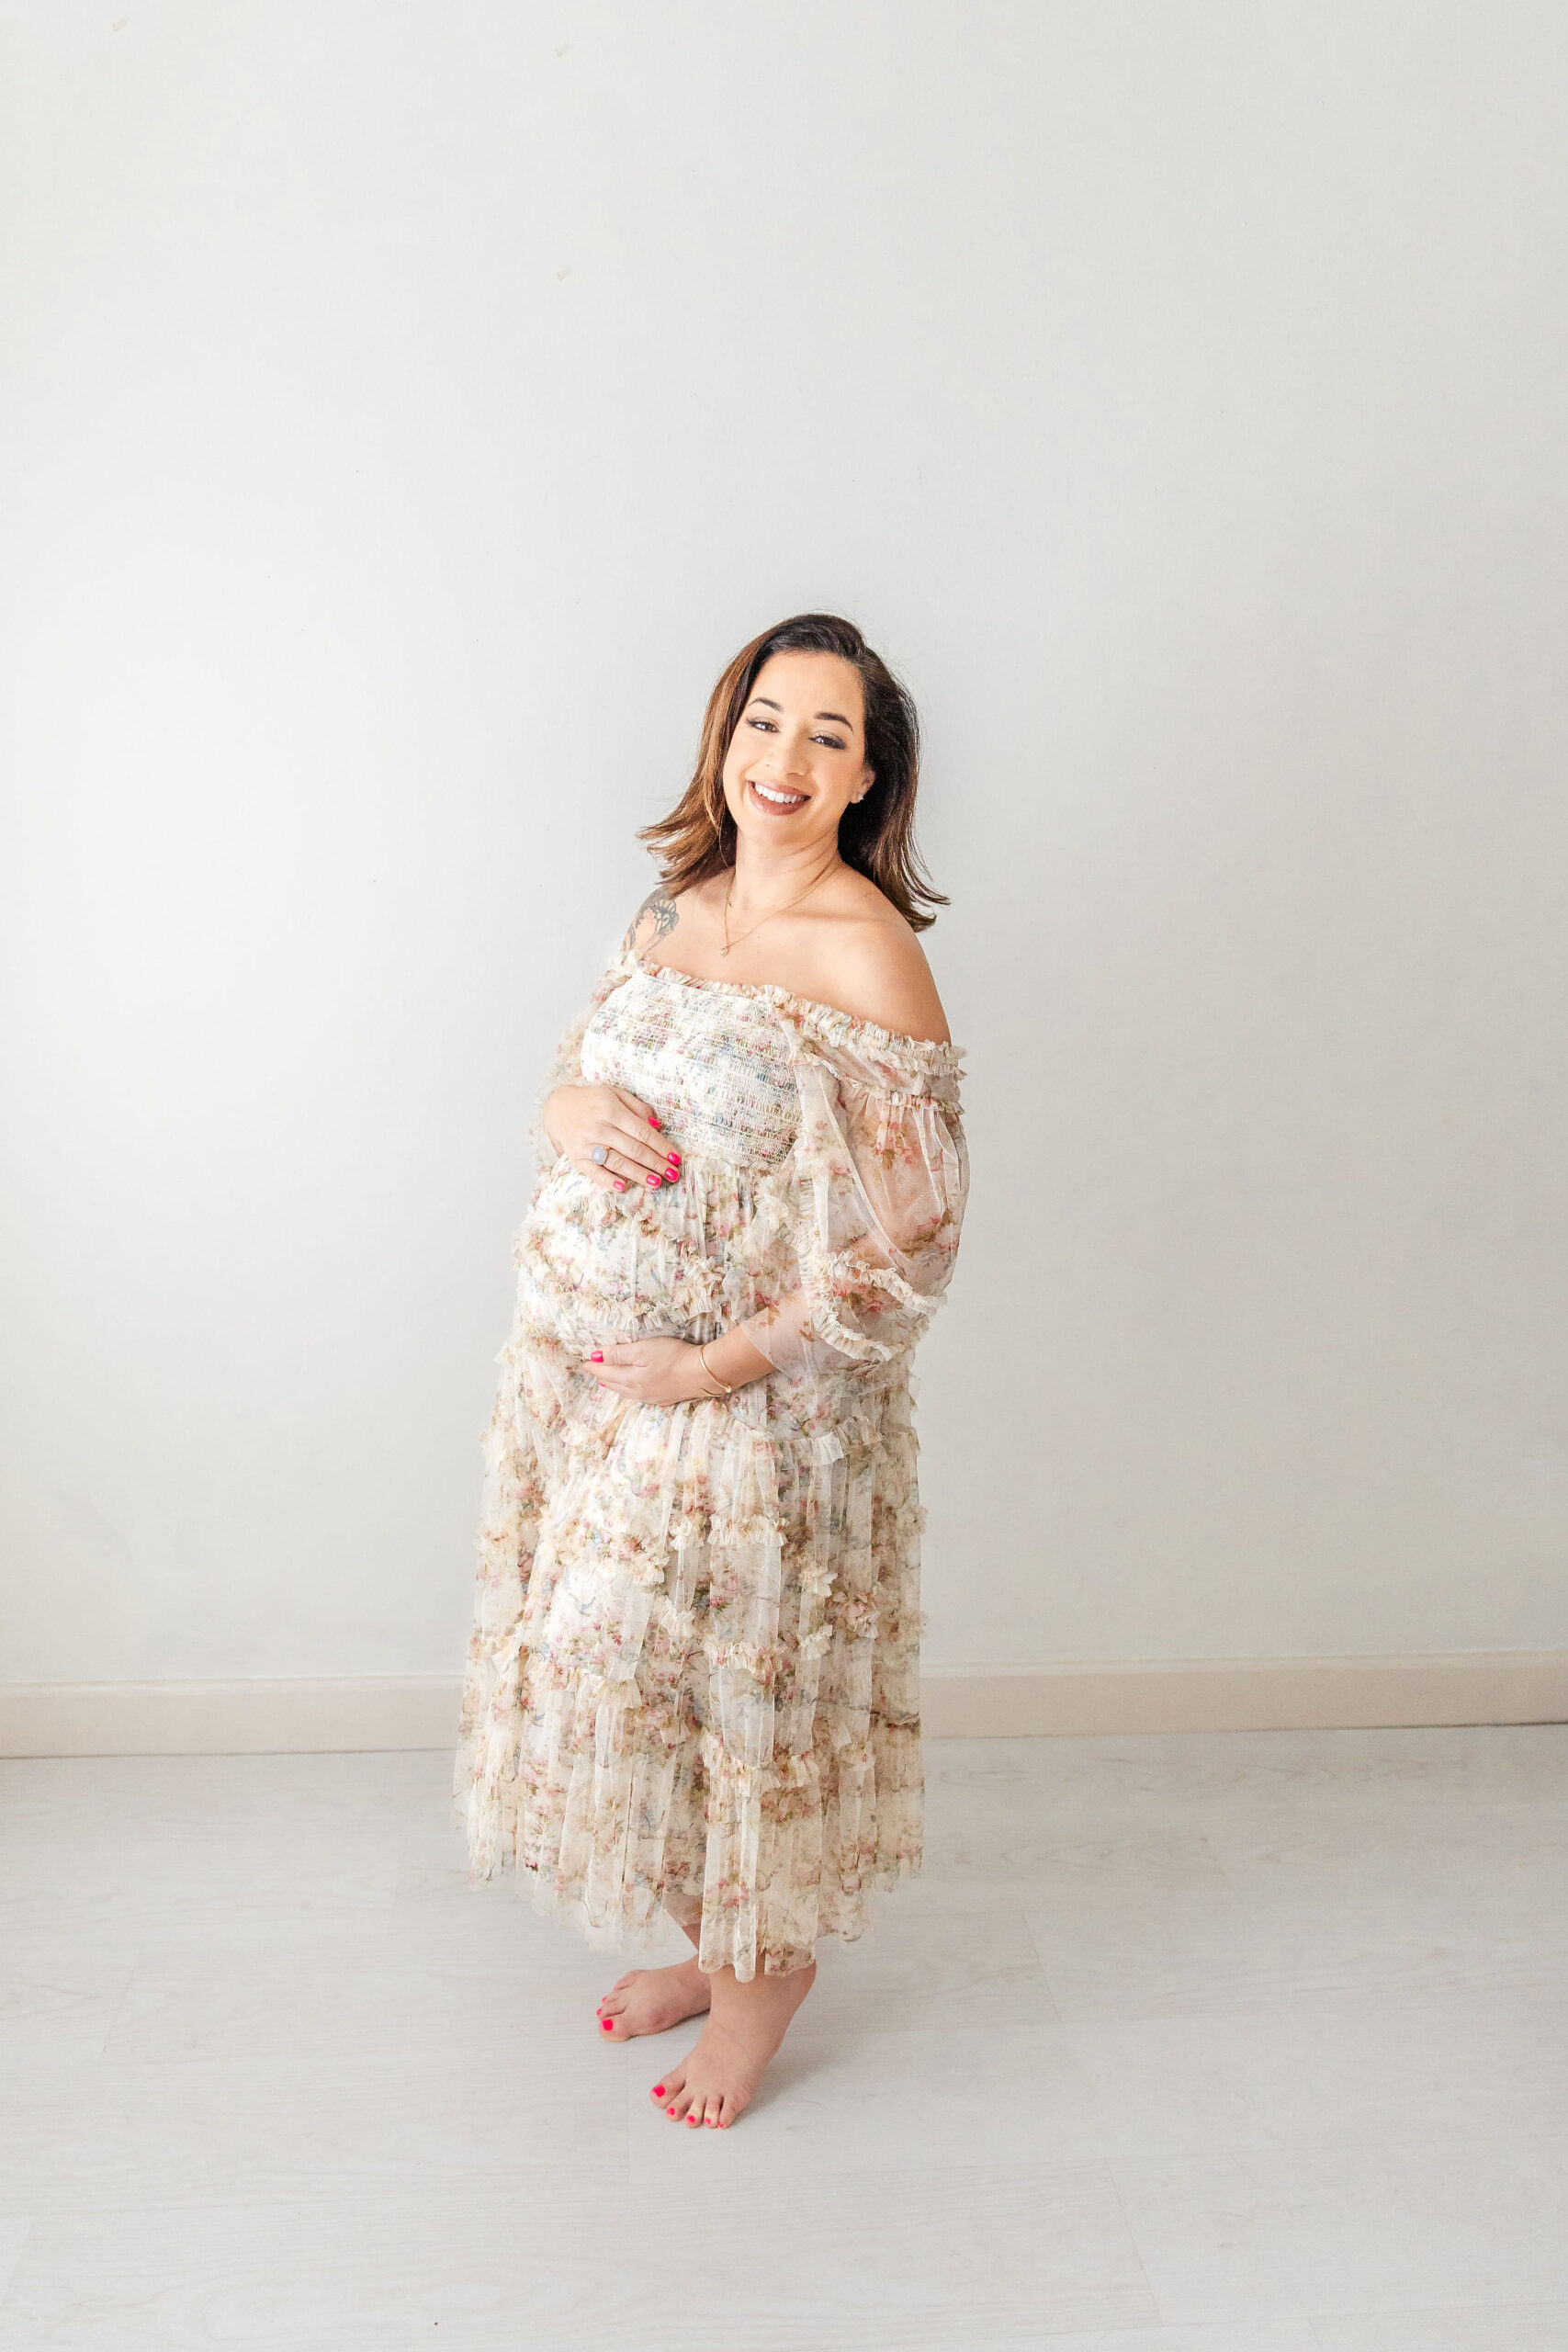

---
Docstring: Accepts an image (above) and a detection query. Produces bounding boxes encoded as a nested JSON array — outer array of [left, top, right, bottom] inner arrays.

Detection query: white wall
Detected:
[[3, 0, 1566, 1687]]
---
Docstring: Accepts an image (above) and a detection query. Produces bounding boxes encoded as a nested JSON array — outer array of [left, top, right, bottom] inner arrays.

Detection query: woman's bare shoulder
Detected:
[[621, 884, 674, 956], [622, 880, 703, 956], [622, 876, 728, 969], [812, 903, 951, 1045]]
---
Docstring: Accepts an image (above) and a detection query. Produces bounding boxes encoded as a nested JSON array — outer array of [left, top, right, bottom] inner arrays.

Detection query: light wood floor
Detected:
[[3, 1727, 1567, 2348]]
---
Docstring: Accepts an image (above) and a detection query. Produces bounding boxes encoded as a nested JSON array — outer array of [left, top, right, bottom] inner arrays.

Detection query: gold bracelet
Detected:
[[696, 1342, 732, 1397]]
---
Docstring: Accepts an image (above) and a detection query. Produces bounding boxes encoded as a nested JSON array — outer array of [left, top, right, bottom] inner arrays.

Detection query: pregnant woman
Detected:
[[454, 611, 968, 2131]]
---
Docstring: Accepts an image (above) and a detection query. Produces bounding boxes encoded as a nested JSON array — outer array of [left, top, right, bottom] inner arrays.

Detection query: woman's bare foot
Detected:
[[649, 1960, 816, 2129], [597, 1955, 711, 2042]]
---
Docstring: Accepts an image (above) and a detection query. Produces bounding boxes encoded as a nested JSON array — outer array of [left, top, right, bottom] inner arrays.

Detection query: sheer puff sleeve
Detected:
[[525, 952, 635, 1172], [736, 1000, 969, 1378]]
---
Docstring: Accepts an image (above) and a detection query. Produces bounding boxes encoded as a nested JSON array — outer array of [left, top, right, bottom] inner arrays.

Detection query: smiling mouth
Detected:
[[749, 779, 808, 811]]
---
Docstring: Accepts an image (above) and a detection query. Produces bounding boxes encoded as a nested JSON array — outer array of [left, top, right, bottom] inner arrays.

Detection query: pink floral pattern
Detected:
[[453, 950, 968, 1979]]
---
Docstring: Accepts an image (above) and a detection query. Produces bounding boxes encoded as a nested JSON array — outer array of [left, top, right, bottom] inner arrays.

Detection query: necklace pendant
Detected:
[[719, 945, 729, 957]]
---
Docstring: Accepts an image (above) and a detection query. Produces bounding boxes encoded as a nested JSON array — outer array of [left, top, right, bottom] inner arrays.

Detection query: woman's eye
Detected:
[[742, 718, 845, 749]]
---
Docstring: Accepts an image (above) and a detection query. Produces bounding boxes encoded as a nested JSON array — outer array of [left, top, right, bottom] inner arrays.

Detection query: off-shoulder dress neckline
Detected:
[[622, 946, 964, 1072]]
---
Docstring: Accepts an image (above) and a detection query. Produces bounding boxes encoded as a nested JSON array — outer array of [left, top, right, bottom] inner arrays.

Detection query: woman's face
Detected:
[[720, 650, 873, 856]]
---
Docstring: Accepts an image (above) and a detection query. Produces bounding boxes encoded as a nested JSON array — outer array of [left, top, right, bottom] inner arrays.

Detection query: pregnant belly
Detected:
[[516, 1160, 734, 1347]]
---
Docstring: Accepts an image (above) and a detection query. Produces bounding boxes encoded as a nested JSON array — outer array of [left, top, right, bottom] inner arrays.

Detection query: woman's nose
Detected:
[[757, 744, 809, 781]]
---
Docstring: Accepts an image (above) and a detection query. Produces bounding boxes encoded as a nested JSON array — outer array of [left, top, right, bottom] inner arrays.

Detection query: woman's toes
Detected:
[[598, 1970, 638, 2021]]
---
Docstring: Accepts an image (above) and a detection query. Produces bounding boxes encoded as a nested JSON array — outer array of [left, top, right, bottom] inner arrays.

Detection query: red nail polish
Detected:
[[601, 2018, 613, 2030], [652, 2084, 666, 2096], [590, 1351, 603, 1363], [613, 1179, 626, 1192], [648, 1114, 661, 1129], [666, 1150, 681, 1162], [663, 1171, 678, 1183], [666, 2105, 676, 2115], [646, 1174, 660, 1186]]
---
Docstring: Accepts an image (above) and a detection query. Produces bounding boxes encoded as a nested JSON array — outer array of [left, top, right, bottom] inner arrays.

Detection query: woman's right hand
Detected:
[[544, 1084, 681, 1194]]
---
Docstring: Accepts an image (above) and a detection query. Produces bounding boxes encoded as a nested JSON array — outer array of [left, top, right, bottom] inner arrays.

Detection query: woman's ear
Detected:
[[854, 766, 874, 805]]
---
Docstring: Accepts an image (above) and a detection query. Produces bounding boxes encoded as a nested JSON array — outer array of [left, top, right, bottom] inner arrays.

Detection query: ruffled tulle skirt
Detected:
[[451, 1153, 928, 1979]]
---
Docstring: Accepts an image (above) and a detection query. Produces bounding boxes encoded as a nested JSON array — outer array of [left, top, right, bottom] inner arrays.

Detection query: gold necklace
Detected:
[[720, 869, 829, 957]]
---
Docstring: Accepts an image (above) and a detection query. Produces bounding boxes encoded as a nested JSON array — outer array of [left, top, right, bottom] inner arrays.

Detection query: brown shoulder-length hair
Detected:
[[637, 612, 948, 931]]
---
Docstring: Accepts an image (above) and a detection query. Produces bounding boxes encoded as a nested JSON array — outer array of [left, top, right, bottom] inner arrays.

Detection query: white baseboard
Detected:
[[917, 1653, 1568, 1736], [0, 1652, 1564, 1756], [0, 1677, 461, 1758]]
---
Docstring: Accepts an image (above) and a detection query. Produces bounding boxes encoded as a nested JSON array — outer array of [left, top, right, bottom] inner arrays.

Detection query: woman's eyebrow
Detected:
[[747, 695, 857, 729]]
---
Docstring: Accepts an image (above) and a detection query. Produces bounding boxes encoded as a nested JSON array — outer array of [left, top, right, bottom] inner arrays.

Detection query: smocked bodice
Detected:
[[577, 961, 798, 1167]]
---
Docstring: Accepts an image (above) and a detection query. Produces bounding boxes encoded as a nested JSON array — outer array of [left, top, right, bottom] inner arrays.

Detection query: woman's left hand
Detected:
[[587, 1339, 716, 1406]]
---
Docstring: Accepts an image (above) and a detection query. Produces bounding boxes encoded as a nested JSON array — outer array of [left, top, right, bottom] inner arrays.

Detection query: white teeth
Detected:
[[753, 782, 805, 807]]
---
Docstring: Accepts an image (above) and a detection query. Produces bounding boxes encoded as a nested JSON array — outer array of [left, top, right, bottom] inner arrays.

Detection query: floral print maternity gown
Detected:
[[453, 947, 968, 1979]]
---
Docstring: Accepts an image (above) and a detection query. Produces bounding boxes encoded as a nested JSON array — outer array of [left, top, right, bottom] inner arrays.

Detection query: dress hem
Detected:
[[448, 1790, 923, 1980]]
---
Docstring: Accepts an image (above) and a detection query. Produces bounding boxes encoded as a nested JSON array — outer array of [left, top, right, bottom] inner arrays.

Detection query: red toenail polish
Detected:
[[652, 2084, 666, 2096], [601, 2018, 613, 2030]]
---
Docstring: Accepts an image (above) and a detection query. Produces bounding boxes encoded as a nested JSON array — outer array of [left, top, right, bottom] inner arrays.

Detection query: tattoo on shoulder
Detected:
[[624, 888, 679, 952]]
